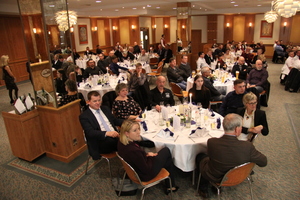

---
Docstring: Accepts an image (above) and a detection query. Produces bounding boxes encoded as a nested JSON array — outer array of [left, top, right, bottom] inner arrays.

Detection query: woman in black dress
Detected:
[[188, 75, 211, 108], [1, 55, 18, 105], [55, 69, 67, 95], [58, 79, 86, 109], [112, 83, 142, 120]]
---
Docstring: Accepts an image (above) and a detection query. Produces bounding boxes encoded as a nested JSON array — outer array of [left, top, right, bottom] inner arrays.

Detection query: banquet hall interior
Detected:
[[0, 0, 300, 199]]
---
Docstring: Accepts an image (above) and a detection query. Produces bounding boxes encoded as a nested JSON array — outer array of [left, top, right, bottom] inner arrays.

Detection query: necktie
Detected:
[[96, 110, 111, 131]]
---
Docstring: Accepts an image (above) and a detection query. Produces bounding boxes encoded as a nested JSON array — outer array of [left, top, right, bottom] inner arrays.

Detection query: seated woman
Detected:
[[58, 79, 86, 109], [188, 75, 211, 108], [128, 63, 147, 97], [236, 92, 269, 141], [55, 69, 67, 95], [112, 83, 142, 120], [118, 120, 178, 194]]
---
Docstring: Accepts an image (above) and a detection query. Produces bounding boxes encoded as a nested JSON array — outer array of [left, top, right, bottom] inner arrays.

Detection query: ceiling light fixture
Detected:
[[273, 0, 300, 18], [55, 10, 77, 32], [264, 1, 278, 23]]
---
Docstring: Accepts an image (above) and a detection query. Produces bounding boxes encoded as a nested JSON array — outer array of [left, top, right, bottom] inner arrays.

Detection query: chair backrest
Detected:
[[156, 65, 163, 74], [170, 82, 183, 97], [150, 57, 158, 64], [102, 91, 117, 110], [219, 162, 255, 187], [157, 61, 164, 69], [116, 152, 143, 185]]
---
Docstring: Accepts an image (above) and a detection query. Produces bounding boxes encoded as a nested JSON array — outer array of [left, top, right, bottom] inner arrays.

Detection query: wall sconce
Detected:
[[226, 23, 230, 27], [249, 22, 252, 27], [48, 31, 51, 35], [182, 25, 186, 29], [70, 27, 74, 32], [112, 26, 118, 31], [164, 24, 168, 29], [152, 24, 156, 29], [92, 26, 98, 31], [33, 28, 37, 34], [283, 22, 287, 27], [131, 25, 136, 30]]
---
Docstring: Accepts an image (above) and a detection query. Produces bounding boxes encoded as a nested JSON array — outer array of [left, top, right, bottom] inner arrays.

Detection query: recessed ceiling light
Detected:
[[49, 5, 55, 7], [133, 8, 137, 9], [192, 5, 195, 7], [122, 7, 125, 9], [96, 1, 101, 3], [147, 5, 151, 7], [143, 7, 145, 9], [257, 4, 261, 6], [115, 9, 119, 11], [173, 7, 177, 9], [100, 9, 102, 11], [156, 7, 160, 9], [200, 7, 202, 9], [205, 9, 207, 11], [234, 5, 238, 6], [231, 1, 235, 3]]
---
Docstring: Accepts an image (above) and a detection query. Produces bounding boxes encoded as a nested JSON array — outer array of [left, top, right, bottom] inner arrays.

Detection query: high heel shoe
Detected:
[[165, 186, 179, 195]]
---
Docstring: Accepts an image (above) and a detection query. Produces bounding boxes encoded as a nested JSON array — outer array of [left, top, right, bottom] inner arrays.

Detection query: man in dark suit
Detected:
[[84, 47, 96, 56], [231, 56, 252, 80], [163, 44, 173, 65], [97, 53, 108, 73], [196, 113, 267, 198], [52, 54, 64, 70], [79, 91, 123, 160], [201, 66, 225, 101], [179, 55, 191, 81], [167, 58, 187, 90], [157, 44, 165, 63]]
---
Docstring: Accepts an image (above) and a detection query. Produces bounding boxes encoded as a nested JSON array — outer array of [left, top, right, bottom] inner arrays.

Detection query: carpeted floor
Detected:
[[0, 60, 300, 199], [285, 103, 300, 152]]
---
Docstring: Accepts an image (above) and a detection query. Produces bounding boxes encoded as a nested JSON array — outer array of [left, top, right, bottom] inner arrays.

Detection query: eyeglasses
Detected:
[[247, 102, 257, 105]]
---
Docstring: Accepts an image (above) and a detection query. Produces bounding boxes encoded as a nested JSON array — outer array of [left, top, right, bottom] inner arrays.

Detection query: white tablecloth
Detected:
[[78, 74, 127, 100], [141, 107, 224, 172]]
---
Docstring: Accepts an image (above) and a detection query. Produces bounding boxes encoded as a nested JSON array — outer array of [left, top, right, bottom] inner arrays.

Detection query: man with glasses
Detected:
[[247, 60, 269, 93], [219, 79, 247, 116]]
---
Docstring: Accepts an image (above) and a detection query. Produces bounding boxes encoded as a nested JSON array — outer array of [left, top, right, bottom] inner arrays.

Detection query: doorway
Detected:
[[140, 27, 149, 51]]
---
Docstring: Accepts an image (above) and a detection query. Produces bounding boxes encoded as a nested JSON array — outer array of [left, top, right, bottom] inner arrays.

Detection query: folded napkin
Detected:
[[140, 121, 148, 131], [157, 128, 174, 140], [173, 115, 181, 131], [217, 118, 221, 129], [189, 127, 209, 137]]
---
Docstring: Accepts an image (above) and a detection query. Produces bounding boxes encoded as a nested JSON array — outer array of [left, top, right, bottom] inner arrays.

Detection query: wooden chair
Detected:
[[149, 57, 159, 67], [196, 162, 256, 199], [169, 82, 188, 103], [85, 152, 117, 182], [209, 101, 223, 112], [116, 152, 173, 200], [147, 61, 163, 82]]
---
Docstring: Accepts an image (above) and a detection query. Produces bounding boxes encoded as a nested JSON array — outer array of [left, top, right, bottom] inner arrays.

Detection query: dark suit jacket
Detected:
[[79, 106, 123, 160], [167, 66, 185, 83], [231, 64, 251, 80], [203, 76, 221, 97], [179, 63, 192, 81], [236, 108, 269, 136], [200, 135, 267, 183]]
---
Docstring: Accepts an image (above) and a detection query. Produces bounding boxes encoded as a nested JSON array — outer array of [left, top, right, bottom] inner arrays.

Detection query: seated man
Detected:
[[179, 55, 192, 81], [163, 44, 173, 65], [241, 47, 254, 67], [201, 66, 225, 101], [150, 76, 175, 112], [231, 56, 251, 80], [79, 91, 124, 160], [109, 55, 129, 76], [219, 79, 247, 116], [247, 60, 269, 93], [97, 53, 108, 74], [84, 46, 96, 56], [83, 59, 101, 79], [196, 52, 209, 70], [137, 49, 150, 63], [196, 113, 267, 198], [166, 58, 187, 90]]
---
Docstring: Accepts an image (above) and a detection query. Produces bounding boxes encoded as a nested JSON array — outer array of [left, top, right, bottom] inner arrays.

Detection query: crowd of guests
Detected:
[[49, 40, 272, 198]]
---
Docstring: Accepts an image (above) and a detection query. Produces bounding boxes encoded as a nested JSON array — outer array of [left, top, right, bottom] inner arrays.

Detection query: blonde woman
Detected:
[[236, 92, 269, 141], [118, 120, 178, 195], [1, 55, 18, 105]]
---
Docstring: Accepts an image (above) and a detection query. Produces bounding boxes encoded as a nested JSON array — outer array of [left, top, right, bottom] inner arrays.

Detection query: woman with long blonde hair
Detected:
[[1, 55, 18, 105]]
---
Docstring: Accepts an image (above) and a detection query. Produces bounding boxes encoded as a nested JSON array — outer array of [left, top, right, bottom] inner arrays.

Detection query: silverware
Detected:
[[174, 135, 179, 142], [189, 137, 196, 143]]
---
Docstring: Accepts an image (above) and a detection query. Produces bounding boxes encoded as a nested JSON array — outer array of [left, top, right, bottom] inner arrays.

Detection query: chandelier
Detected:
[[273, 0, 300, 18], [55, 10, 77, 32], [264, 10, 278, 23]]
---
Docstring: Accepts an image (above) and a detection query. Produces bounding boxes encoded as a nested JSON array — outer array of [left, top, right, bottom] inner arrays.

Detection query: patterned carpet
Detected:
[[285, 103, 300, 152], [2, 151, 99, 189]]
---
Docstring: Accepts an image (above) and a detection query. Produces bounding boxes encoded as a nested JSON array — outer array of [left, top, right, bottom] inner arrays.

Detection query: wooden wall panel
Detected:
[[97, 20, 106, 46], [129, 17, 139, 45], [207, 15, 217, 44], [0, 15, 28, 86], [224, 15, 233, 43], [119, 19, 130, 45], [151, 17, 156, 45], [163, 17, 170, 44], [289, 14, 300, 44], [111, 18, 120, 46], [244, 14, 255, 43], [233, 16, 245, 42], [90, 18, 98, 49]]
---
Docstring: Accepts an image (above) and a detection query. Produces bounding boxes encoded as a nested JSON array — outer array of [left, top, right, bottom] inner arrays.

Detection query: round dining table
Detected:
[[140, 107, 224, 172]]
